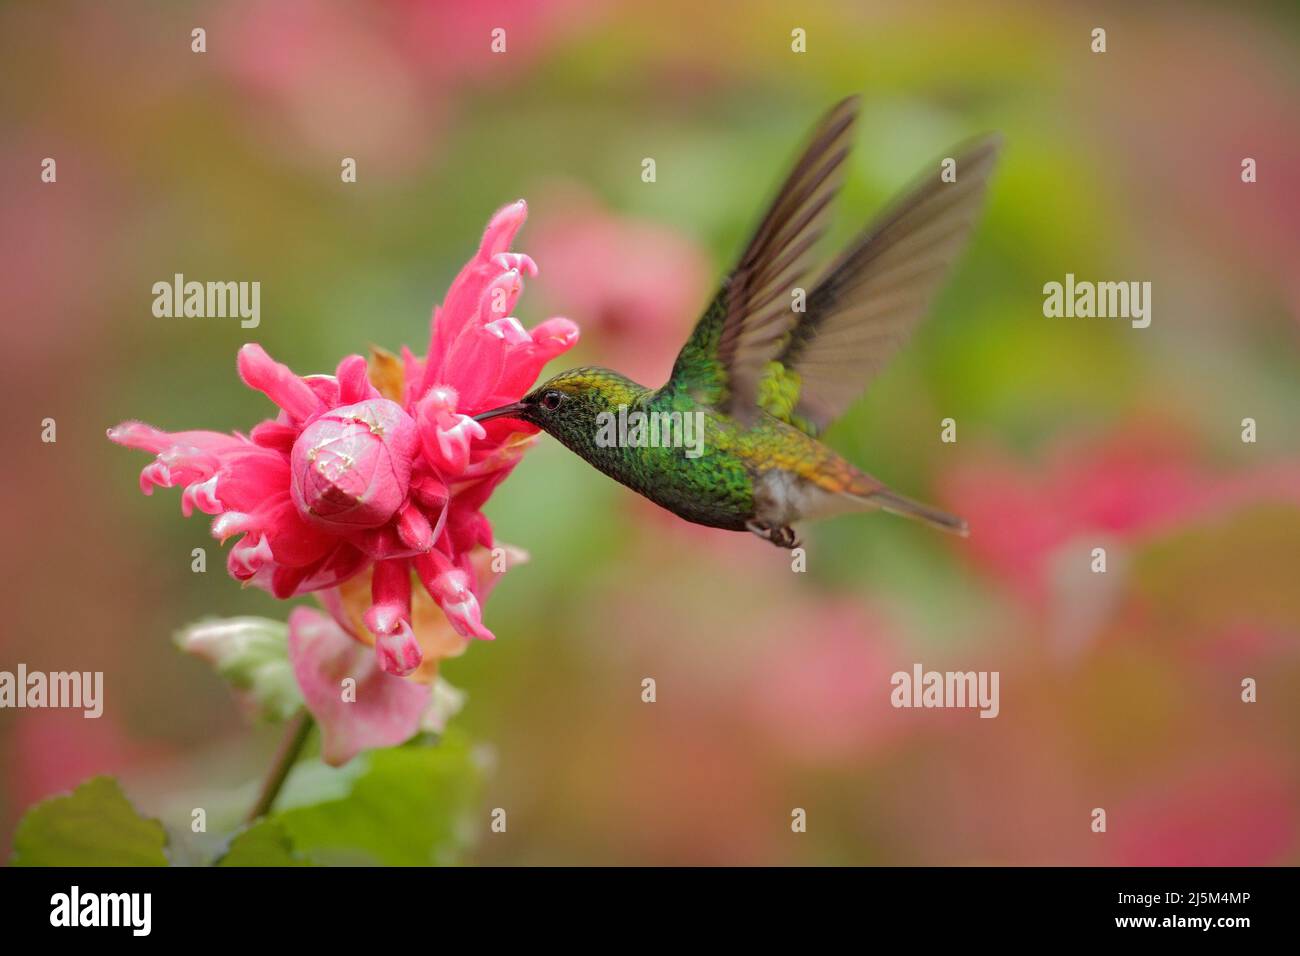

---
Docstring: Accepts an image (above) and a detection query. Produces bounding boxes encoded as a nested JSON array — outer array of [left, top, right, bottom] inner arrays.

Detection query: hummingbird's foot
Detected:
[[771, 525, 800, 549], [747, 521, 801, 550]]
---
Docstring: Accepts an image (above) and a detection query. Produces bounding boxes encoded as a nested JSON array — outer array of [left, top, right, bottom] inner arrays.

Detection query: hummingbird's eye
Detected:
[[539, 390, 564, 412]]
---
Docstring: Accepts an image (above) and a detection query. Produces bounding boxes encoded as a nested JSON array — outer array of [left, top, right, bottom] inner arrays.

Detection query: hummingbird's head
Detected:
[[473, 366, 643, 451]]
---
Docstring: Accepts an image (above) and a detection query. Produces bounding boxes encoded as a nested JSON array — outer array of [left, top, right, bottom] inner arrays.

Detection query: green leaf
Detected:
[[175, 616, 303, 722], [218, 819, 310, 867], [11, 776, 168, 866], [273, 734, 483, 866]]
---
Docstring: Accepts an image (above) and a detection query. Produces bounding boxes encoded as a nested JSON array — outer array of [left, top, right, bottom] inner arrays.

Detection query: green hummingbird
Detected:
[[475, 97, 1000, 549]]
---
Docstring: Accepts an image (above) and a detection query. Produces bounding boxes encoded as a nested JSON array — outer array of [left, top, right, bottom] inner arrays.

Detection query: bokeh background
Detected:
[[3, 0, 1299, 865]]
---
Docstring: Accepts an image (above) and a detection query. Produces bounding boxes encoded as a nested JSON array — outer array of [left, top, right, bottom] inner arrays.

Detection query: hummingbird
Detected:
[[474, 97, 1000, 549]]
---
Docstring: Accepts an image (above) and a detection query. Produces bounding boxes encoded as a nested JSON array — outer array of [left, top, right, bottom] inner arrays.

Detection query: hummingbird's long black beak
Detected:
[[472, 402, 528, 423]]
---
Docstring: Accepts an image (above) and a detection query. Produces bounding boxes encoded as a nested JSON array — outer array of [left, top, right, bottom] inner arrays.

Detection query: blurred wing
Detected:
[[665, 97, 860, 417], [767, 134, 1001, 436]]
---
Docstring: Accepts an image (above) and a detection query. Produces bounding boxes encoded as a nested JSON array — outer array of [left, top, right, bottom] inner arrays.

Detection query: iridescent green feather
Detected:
[[664, 288, 731, 407]]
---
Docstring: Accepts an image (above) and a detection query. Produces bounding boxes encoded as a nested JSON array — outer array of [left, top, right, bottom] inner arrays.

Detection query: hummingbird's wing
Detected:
[[665, 97, 860, 418], [764, 134, 1002, 435]]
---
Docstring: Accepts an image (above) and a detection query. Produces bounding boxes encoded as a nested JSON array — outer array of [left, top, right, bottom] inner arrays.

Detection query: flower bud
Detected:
[[290, 399, 418, 531]]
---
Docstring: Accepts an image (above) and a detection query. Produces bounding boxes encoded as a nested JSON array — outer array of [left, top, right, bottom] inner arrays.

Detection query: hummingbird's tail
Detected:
[[862, 488, 969, 537]]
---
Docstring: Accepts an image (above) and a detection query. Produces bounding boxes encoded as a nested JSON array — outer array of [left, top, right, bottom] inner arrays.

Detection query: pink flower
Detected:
[[110, 202, 578, 681], [940, 427, 1300, 610], [287, 606, 437, 767]]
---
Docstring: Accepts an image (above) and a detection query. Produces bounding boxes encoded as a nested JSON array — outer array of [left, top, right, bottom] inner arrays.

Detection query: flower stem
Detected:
[[245, 709, 314, 824]]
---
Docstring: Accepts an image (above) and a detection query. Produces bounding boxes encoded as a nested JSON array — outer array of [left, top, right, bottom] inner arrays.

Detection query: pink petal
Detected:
[[364, 559, 422, 677], [227, 533, 275, 584], [139, 446, 221, 496], [291, 543, 369, 595], [410, 473, 449, 510], [335, 354, 378, 405], [479, 199, 529, 260], [413, 550, 494, 641], [250, 420, 298, 453], [212, 447, 292, 512], [478, 268, 524, 324], [438, 325, 506, 407], [287, 607, 430, 767], [271, 563, 316, 600], [350, 523, 428, 561], [422, 200, 529, 395], [374, 621, 422, 677], [213, 492, 337, 568], [302, 374, 340, 408], [181, 475, 222, 516], [489, 316, 580, 402], [107, 421, 245, 456], [395, 500, 434, 552], [237, 344, 326, 424], [416, 387, 485, 475], [491, 252, 537, 278]]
